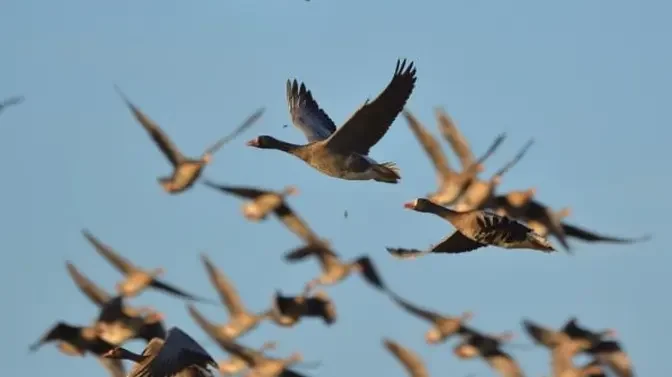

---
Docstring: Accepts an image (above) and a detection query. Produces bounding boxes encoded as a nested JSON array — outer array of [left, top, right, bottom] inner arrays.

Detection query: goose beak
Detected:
[[246, 139, 259, 147], [403, 202, 415, 209]]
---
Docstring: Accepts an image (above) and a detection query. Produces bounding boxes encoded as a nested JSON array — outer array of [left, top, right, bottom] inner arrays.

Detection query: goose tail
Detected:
[[372, 162, 401, 184], [526, 232, 556, 253], [386, 247, 429, 260]]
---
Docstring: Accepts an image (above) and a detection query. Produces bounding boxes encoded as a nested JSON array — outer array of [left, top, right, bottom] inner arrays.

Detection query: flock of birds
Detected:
[[6, 57, 651, 377]]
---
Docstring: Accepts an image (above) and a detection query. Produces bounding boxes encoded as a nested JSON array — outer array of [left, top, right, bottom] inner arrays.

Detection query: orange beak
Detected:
[[403, 202, 415, 209]]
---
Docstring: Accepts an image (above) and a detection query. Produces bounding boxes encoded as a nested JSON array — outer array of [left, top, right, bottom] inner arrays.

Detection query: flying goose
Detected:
[[114, 85, 264, 194], [386, 198, 555, 259], [270, 289, 337, 327], [383, 338, 429, 377], [402, 109, 506, 206], [0, 95, 24, 115], [508, 198, 570, 251], [283, 240, 387, 295], [491, 189, 537, 219], [102, 327, 218, 377], [453, 139, 534, 212], [453, 326, 524, 377], [204, 334, 309, 377], [82, 229, 213, 303], [203, 181, 322, 244], [217, 341, 278, 376], [387, 292, 473, 344], [186, 254, 272, 340], [202, 181, 298, 221], [95, 295, 166, 346], [246, 59, 417, 183]]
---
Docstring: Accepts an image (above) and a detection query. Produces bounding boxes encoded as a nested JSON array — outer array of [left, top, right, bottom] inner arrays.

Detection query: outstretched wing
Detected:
[[286, 79, 337, 142]]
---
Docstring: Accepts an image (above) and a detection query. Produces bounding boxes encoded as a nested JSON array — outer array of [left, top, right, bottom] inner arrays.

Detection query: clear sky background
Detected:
[[2, 0, 669, 376]]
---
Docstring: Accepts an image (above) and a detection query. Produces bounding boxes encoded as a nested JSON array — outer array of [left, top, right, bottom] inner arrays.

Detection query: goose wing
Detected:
[[472, 212, 532, 245], [115, 85, 185, 167], [325, 59, 417, 156], [82, 229, 139, 275], [386, 232, 485, 259], [491, 138, 534, 179], [202, 107, 265, 156], [286, 80, 337, 142], [66, 261, 112, 307], [202, 181, 268, 199], [99, 357, 127, 377], [403, 109, 453, 179], [522, 200, 569, 251], [30, 322, 82, 351], [0, 95, 25, 110], [388, 293, 444, 324], [592, 342, 633, 377], [273, 204, 321, 244], [473, 133, 507, 166], [146, 327, 217, 377], [562, 223, 651, 244], [149, 279, 215, 304], [305, 295, 337, 324], [200, 254, 247, 316], [435, 108, 475, 169], [284, 242, 341, 272], [521, 319, 559, 348], [354, 256, 387, 291], [383, 338, 429, 377], [97, 296, 128, 323], [186, 304, 223, 340]]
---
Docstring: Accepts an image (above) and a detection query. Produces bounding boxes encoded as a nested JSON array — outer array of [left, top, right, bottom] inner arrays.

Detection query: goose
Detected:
[[217, 341, 278, 376], [29, 321, 127, 377], [387, 292, 473, 344], [453, 326, 524, 377], [386, 198, 555, 259], [204, 335, 310, 377], [283, 240, 387, 295], [203, 181, 321, 244], [383, 338, 429, 377], [270, 289, 337, 327], [453, 139, 534, 212], [402, 109, 506, 206], [201, 181, 298, 221], [102, 327, 218, 377], [66, 261, 151, 317], [508, 199, 570, 252], [95, 295, 166, 345], [246, 59, 417, 183], [0, 95, 24, 115], [525, 207, 572, 241], [186, 254, 272, 340], [491, 189, 537, 219], [114, 85, 264, 194], [522, 319, 606, 377], [82, 229, 213, 302]]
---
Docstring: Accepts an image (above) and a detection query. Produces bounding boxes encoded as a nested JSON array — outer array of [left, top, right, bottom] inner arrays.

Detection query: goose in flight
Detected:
[[386, 198, 555, 259], [95, 295, 166, 346], [453, 326, 524, 377], [82, 229, 214, 303], [102, 327, 218, 377], [246, 59, 417, 183], [0, 95, 24, 115], [115, 85, 263, 194], [270, 289, 337, 327]]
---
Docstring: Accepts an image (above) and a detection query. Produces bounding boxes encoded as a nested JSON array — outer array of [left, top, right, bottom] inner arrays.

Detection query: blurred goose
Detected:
[[270, 289, 336, 327], [246, 59, 417, 183], [387, 198, 554, 259], [561, 319, 632, 377], [383, 338, 429, 377], [95, 296, 166, 345], [102, 327, 217, 377], [115, 85, 264, 194], [217, 341, 278, 376], [203, 181, 321, 244], [284, 240, 387, 295], [83, 229, 213, 302], [187, 254, 272, 340], [403, 109, 506, 205], [205, 335, 309, 377], [525, 207, 572, 242], [387, 292, 473, 344], [66, 261, 151, 317], [30, 320, 127, 377], [454, 139, 534, 212], [510, 199, 570, 251], [453, 326, 524, 377], [0, 95, 24, 115]]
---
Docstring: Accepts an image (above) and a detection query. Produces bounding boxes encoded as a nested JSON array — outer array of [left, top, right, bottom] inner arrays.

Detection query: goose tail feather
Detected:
[[372, 162, 401, 184]]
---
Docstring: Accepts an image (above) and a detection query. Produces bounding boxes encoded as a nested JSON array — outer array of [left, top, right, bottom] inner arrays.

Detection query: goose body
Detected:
[[271, 290, 337, 327], [247, 59, 417, 184]]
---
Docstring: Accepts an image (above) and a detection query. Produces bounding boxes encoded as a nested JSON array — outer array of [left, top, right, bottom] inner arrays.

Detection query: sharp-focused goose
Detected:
[[115, 86, 263, 194], [386, 198, 555, 259], [561, 222, 651, 246], [453, 326, 524, 377], [387, 292, 472, 344], [201, 181, 298, 221], [217, 342, 278, 376], [102, 327, 218, 377], [454, 139, 534, 212], [82, 229, 213, 302], [403, 109, 505, 205], [284, 240, 387, 295], [270, 289, 336, 327], [207, 335, 309, 377], [0, 95, 24, 115], [246, 59, 417, 183], [95, 295, 166, 345], [30, 321, 116, 356], [383, 338, 429, 377], [203, 181, 321, 244], [187, 254, 272, 340]]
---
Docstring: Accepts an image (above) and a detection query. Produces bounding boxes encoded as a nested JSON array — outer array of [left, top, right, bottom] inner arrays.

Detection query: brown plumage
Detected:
[[453, 326, 524, 377], [246, 59, 417, 183], [216, 342, 278, 376], [30, 321, 116, 356], [270, 289, 337, 327], [383, 338, 429, 377], [387, 198, 555, 259], [95, 295, 166, 345], [115, 85, 263, 194]]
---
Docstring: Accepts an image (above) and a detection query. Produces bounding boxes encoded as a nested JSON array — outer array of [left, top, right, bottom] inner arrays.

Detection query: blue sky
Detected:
[[2, 0, 669, 376]]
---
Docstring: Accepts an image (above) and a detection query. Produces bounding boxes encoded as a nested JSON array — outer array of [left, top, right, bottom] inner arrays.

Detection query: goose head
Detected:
[[246, 136, 283, 149], [403, 198, 436, 213]]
